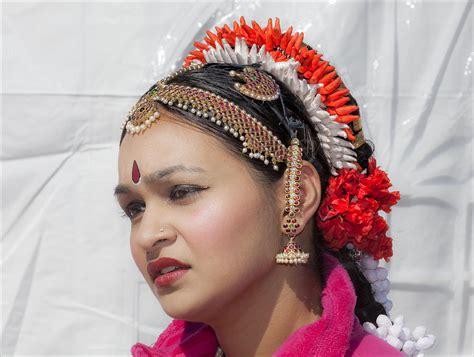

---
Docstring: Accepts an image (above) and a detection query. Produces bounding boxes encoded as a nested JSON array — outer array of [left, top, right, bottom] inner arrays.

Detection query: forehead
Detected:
[[118, 113, 237, 180]]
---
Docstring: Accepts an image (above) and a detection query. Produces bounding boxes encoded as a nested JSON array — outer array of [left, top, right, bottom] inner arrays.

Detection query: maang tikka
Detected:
[[230, 66, 309, 265]]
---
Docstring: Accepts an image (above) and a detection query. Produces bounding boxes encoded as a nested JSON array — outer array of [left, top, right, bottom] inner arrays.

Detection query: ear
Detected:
[[278, 160, 322, 234]]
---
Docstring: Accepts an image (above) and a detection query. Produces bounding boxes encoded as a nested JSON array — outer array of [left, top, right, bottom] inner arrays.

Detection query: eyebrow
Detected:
[[113, 164, 206, 196]]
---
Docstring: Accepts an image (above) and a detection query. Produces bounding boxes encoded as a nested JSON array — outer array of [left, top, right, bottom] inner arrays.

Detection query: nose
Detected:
[[135, 210, 177, 260]]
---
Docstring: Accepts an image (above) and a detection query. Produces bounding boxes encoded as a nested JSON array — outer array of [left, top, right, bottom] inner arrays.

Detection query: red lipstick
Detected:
[[147, 257, 191, 288], [154, 269, 189, 287]]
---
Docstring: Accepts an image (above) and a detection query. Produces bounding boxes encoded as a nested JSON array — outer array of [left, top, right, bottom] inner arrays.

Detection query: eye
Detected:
[[169, 185, 207, 202], [120, 200, 145, 220], [119, 185, 208, 220]]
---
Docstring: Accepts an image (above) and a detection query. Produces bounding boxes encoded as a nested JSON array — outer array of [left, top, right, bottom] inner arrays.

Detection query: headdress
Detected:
[[121, 16, 435, 356]]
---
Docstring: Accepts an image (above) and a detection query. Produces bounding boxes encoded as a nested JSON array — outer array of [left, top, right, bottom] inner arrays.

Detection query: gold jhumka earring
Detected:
[[275, 137, 309, 265]]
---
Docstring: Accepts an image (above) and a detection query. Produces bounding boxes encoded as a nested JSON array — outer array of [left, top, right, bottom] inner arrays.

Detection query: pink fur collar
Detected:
[[273, 252, 355, 356], [131, 253, 400, 356]]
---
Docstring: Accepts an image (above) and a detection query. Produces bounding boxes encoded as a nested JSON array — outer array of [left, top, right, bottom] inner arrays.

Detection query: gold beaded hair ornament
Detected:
[[121, 63, 310, 266]]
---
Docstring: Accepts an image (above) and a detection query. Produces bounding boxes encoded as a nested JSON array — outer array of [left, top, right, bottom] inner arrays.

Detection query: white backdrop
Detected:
[[2, 1, 472, 356]]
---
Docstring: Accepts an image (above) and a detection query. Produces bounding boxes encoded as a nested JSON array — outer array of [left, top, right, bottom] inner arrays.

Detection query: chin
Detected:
[[161, 303, 205, 322], [159, 294, 219, 324]]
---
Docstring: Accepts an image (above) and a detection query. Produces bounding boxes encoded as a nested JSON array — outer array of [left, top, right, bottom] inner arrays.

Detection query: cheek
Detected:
[[184, 183, 278, 274]]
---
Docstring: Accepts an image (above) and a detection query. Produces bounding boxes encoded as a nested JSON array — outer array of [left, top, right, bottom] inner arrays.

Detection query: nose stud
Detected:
[[159, 228, 164, 232]]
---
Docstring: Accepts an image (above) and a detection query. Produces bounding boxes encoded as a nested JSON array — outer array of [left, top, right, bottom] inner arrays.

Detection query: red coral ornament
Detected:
[[316, 158, 400, 262]]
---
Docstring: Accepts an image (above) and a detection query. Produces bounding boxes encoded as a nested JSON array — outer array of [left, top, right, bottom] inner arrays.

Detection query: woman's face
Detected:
[[116, 111, 284, 322]]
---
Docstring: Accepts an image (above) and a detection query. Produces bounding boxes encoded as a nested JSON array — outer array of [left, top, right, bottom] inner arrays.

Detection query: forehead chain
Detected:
[[122, 63, 289, 171]]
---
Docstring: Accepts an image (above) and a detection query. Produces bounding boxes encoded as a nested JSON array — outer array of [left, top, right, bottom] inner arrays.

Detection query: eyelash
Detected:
[[120, 185, 206, 220]]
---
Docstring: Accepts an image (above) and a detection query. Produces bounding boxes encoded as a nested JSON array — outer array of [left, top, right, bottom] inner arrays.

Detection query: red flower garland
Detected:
[[316, 158, 400, 262]]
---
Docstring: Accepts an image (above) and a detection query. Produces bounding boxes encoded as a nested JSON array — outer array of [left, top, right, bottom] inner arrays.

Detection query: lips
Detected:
[[147, 257, 191, 282]]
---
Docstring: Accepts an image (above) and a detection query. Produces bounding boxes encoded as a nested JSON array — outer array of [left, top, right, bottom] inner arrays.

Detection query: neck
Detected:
[[208, 262, 323, 357]]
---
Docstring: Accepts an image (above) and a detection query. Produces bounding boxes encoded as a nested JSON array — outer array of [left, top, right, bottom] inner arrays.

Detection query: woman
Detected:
[[115, 17, 435, 357]]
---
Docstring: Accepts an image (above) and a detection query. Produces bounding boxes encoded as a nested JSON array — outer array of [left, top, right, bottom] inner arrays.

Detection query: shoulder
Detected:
[[346, 320, 405, 357], [130, 319, 218, 357]]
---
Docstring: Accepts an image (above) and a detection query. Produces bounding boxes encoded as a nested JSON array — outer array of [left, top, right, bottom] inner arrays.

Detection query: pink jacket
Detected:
[[131, 253, 404, 356]]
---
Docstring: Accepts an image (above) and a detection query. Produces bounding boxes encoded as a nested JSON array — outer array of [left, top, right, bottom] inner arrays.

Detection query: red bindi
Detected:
[[132, 160, 141, 184]]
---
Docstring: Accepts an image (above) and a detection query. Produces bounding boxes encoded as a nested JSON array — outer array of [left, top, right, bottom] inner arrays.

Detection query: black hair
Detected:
[[120, 62, 386, 324]]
